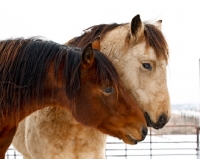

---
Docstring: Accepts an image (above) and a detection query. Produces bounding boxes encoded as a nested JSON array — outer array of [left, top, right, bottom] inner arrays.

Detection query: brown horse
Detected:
[[0, 38, 147, 159], [12, 14, 170, 159]]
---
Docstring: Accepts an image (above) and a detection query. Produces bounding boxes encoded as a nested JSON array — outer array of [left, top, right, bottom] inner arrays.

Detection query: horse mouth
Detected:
[[144, 112, 152, 127], [124, 134, 138, 145]]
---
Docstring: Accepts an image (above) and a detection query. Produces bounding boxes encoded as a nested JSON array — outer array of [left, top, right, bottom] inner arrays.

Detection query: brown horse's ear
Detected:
[[131, 14, 144, 41], [92, 37, 101, 51], [82, 43, 95, 68]]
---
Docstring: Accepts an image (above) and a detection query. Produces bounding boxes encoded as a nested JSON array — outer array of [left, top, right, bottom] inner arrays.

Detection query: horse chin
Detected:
[[121, 135, 138, 145]]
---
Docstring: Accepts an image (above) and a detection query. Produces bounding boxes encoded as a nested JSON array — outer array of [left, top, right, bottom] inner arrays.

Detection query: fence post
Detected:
[[150, 127, 152, 159], [197, 126, 200, 159]]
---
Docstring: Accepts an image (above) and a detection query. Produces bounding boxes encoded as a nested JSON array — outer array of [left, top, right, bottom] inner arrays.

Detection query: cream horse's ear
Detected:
[[92, 37, 100, 51], [131, 14, 144, 41], [154, 20, 162, 30]]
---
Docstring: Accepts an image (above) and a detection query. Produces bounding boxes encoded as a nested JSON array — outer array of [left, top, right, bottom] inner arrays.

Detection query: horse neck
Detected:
[[1, 86, 71, 128]]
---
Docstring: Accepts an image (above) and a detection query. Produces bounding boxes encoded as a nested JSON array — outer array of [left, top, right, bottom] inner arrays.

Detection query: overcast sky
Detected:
[[0, 0, 200, 105]]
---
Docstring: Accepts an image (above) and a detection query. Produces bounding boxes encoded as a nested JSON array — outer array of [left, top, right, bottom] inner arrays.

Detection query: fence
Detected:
[[5, 125, 200, 159]]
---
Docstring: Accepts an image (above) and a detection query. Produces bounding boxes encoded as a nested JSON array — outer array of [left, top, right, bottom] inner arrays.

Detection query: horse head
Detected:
[[71, 42, 147, 144]]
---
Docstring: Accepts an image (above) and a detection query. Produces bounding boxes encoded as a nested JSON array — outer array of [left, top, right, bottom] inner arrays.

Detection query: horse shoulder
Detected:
[[12, 107, 107, 159]]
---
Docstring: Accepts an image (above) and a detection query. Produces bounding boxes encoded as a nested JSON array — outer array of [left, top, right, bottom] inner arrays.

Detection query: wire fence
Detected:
[[5, 125, 200, 159]]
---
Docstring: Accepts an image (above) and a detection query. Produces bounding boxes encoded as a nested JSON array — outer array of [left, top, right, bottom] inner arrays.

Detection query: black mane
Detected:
[[0, 38, 119, 112]]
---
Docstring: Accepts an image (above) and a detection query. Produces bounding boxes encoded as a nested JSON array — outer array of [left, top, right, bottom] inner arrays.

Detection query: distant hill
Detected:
[[171, 103, 200, 111]]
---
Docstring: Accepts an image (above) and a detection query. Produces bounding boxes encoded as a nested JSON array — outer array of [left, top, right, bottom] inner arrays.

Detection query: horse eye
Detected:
[[103, 87, 114, 94], [142, 63, 152, 71]]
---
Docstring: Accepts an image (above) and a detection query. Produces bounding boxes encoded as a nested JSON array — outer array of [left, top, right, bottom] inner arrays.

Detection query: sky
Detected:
[[0, 0, 200, 105]]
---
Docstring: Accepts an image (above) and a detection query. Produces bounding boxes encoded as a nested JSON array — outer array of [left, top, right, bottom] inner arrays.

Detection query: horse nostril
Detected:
[[144, 112, 168, 129], [158, 114, 167, 128], [141, 126, 148, 140]]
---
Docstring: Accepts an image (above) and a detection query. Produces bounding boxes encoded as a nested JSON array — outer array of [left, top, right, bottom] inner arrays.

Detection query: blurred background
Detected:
[[1, 0, 200, 158]]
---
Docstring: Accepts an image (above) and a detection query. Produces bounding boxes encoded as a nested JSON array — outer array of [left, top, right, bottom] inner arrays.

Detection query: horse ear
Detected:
[[82, 43, 95, 68], [92, 37, 101, 51], [154, 20, 162, 30], [131, 14, 144, 41]]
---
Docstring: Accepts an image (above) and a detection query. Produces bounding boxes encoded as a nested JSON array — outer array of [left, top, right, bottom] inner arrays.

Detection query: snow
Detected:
[[105, 134, 199, 159]]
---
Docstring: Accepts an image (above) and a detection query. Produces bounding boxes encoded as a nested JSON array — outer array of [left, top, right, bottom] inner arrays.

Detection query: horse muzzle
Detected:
[[122, 126, 148, 145], [144, 112, 169, 129]]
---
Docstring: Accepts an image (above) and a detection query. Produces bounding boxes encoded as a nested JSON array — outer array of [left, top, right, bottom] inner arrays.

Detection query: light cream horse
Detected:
[[12, 14, 171, 159]]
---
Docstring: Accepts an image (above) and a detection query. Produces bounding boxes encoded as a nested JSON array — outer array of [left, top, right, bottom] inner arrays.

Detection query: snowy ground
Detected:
[[6, 134, 200, 159], [106, 134, 199, 159]]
